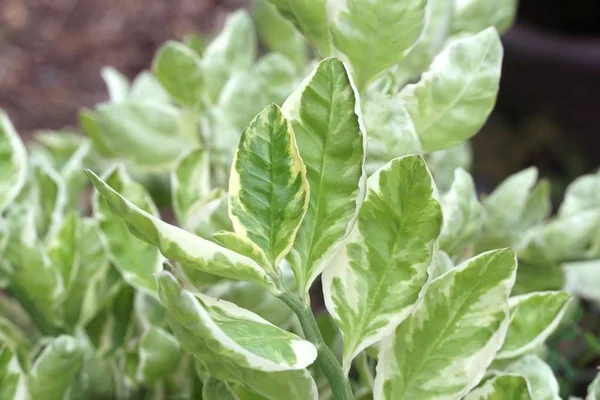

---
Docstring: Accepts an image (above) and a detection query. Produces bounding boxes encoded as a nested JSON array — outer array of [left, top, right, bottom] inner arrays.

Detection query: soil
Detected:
[[0, 0, 249, 140], [519, 0, 600, 35]]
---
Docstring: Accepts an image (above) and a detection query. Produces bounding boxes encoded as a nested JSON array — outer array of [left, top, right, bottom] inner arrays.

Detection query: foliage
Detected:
[[0, 0, 599, 399]]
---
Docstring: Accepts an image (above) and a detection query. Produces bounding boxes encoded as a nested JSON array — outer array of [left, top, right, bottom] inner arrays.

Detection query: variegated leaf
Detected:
[[453, 0, 518, 34], [564, 260, 600, 303], [86, 170, 276, 291], [503, 355, 560, 400], [0, 110, 27, 213], [229, 104, 309, 270], [464, 374, 532, 400], [281, 57, 365, 295], [202, 10, 256, 101], [0, 344, 28, 400], [430, 249, 454, 279], [93, 165, 163, 294], [559, 170, 600, 218], [439, 168, 483, 256], [323, 156, 442, 369], [399, 27, 503, 152], [374, 249, 517, 399], [330, 0, 427, 91], [171, 148, 210, 224], [587, 373, 600, 400], [136, 326, 180, 384], [426, 142, 473, 193], [203, 377, 240, 400], [183, 190, 233, 240], [497, 291, 571, 359], [266, 0, 330, 56], [157, 270, 316, 371], [101, 67, 130, 102], [32, 162, 67, 239], [28, 335, 83, 400], [153, 41, 204, 108]]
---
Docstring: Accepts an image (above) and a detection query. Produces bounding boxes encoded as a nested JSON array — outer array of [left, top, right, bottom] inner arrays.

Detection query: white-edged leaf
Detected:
[[564, 260, 600, 303], [464, 374, 532, 400], [503, 355, 560, 400], [374, 249, 517, 399], [86, 170, 277, 291], [587, 373, 600, 400], [559, 170, 600, 218], [330, 0, 427, 91], [171, 148, 210, 224], [92, 165, 163, 294], [101, 67, 130, 102], [439, 168, 483, 256], [323, 155, 442, 369], [266, 0, 330, 56], [229, 104, 309, 270], [497, 291, 571, 359], [153, 41, 204, 108], [157, 270, 316, 371], [282, 57, 366, 295], [399, 27, 503, 151], [453, 0, 518, 34], [0, 345, 29, 400], [426, 141, 473, 193], [136, 326, 180, 384]]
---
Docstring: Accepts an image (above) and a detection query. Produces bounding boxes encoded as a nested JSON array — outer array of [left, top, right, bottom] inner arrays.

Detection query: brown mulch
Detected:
[[0, 0, 249, 140]]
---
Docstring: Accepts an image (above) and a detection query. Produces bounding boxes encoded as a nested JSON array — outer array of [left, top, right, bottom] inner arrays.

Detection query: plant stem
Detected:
[[278, 288, 355, 400]]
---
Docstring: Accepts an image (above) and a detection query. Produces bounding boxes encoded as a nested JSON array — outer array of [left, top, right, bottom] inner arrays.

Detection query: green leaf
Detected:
[[439, 168, 483, 256], [0, 111, 28, 213], [513, 262, 564, 295], [266, 0, 330, 56], [203, 10, 256, 101], [502, 355, 560, 400], [0, 345, 28, 400], [136, 327, 180, 384], [59, 139, 92, 209], [392, 0, 453, 86], [183, 190, 233, 240], [330, 0, 427, 91], [212, 232, 270, 269], [587, 373, 600, 400], [171, 148, 210, 223], [400, 27, 503, 152], [452, 0, 518, 34], [476, 167, 539, 252], [497, 291, 571, 359], [153, 41, 204, 108], [84, 102, 196, 170], [28, 335, 83, 400], [426, 141, 473, 193], [157, 270, 316, 371], [564, 260, 600, 303], [253, 0, 307, 69], [218, 53, 297, 130], [101, 67, 130, 102], [93, 166, 163, 294], [229, 104, 309, 270], [430, 249, 455, 279], [362, 91, 421, 174], [374, 249, 517, 399], [30, 162, 67, 239], [559, 170, 600, 218], [281, 57, 365, 295], [129, 71, 170, 103], [86, 170, 277, 290], [203, 377, 240, 400], [464, 374, 532, 400], [322, 156, 442, 369]]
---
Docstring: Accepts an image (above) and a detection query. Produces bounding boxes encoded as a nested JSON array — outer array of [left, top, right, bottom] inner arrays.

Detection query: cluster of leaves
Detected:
[[2, 0, 600, 399]]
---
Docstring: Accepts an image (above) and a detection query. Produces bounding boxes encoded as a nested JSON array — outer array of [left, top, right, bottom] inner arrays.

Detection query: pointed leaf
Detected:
[[213, 231, 270, 268], [439, 168, 483, 256], [130, 71, 170, 102], [171, 148, 210, 223], [266, 0, 330, 55], [282, 57, 365, 294], [157, 271, 316, 371], [153, 41, 204, 108], [0, 110, 27, 212], [229, 104, 309, 269], [497, 291, 571, 359], [323, 156, 442, 368], [86, 170, 276, 290], [93, 166, 163, 294], [374, 249, 517, 400], [136, 326, 180, 384], [453, 0, 518, 34], [559, 170, 600, 218], [203, 10, 256, 101], [28, 335, 83, 400], [503, 355, 560, 400], [253, 0, 307, 68], [400, 27, 503, 151], [464, 374, 532, 400], [101, 67, 130, 102], [330, 0, 426, 90]]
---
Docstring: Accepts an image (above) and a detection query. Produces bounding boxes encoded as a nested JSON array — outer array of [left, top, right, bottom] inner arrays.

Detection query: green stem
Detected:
[[278, 288, 354, 400]]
